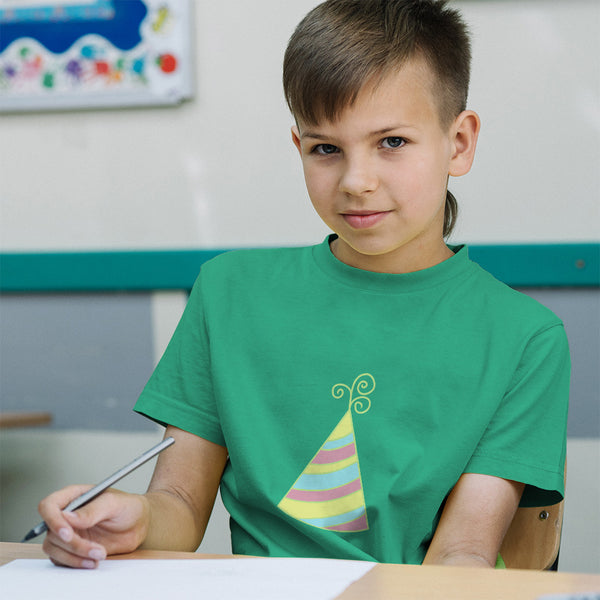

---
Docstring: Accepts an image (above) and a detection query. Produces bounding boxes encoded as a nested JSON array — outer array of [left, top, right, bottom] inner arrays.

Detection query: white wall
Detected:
[[0, 1, 598, 250], [452, 0, 600, 243], [0, 1, 325, 251]]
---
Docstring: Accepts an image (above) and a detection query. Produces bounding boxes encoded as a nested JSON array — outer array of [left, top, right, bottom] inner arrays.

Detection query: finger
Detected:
[[63, 492, 147, 556], [63, 495, 116, 531], [38, 484, 93, 539], [43, 534, 103, 570], [43, 525, 106, 570], [47, 517, 107, 559], [39, 509, 108, 567]]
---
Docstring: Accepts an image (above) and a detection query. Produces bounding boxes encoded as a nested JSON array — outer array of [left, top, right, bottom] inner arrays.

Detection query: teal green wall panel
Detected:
[[0, 249, 225, 293], [1, 244, 598, 292], [468, 244, 599, 288]]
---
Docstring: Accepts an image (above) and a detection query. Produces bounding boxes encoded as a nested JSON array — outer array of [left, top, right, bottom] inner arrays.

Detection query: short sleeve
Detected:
[[465, 323, 570, 507], [134, 272, 225, 446]]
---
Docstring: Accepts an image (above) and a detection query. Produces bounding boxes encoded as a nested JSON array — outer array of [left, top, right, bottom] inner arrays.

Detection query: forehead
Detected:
[[298, 58, 443, 135]]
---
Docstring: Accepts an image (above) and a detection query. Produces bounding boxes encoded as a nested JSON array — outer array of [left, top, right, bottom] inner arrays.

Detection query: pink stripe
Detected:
[[312, 443, 356, 464], [326, 514, 368, 532], [285, 478, 362, 502]]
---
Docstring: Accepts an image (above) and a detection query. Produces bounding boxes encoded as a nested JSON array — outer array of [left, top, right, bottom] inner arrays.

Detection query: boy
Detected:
[[39, 0, 569, 570]]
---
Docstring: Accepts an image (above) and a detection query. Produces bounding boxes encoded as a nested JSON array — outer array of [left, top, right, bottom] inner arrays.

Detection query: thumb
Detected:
[[62, 490, 125, 531], [62, 504, 105, 531]]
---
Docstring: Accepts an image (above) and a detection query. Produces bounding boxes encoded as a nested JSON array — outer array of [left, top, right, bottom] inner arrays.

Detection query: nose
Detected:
[[338, 155, 379, 197]]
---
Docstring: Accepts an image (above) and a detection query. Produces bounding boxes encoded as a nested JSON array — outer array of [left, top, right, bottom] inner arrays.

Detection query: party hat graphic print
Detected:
[[278, 373, 375, 532]]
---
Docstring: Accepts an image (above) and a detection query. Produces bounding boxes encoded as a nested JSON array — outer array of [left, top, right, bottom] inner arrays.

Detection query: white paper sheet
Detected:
[[0, 557, 375, 600]]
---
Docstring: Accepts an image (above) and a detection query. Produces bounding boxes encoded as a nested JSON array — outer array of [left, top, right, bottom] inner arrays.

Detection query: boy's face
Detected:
[[292, 59, 478, 273]]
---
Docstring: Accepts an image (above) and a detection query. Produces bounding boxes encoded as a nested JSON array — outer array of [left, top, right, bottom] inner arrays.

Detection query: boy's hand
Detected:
[[38, 427, 227, 568], [39, 485, 149, 569]]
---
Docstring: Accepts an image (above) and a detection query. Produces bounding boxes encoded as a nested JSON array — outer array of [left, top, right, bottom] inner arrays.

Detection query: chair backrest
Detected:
[[501, 460, 567, 570], [500, 499, 565, 569]]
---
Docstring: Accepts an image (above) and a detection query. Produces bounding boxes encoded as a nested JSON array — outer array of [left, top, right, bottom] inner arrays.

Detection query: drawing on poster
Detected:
[[0, 0, 193, 111]]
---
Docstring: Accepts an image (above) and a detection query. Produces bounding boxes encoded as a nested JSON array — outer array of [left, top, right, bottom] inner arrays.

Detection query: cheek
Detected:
[[390, 159, 448, 213], [303, 166, 333, 202], [411, 155, 448, 193], [387, 160, 429, 198]]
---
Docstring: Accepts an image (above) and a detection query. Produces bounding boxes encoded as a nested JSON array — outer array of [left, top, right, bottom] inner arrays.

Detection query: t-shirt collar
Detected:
[[312, 234, 472, 293]]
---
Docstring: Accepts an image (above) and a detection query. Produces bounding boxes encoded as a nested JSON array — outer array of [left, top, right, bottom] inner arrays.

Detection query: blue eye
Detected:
[[382, 137, 406, 149], [313, 143, 339, 155]]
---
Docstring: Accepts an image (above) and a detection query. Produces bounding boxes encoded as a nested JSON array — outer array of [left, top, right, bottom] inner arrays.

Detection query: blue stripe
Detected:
[[301, 506, 366, 528], [294, 462, 359, 491], [322, 433, 355, 450]]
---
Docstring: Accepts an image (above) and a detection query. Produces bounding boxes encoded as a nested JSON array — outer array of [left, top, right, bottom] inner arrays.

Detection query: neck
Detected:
[[330, 237, 455, 274]]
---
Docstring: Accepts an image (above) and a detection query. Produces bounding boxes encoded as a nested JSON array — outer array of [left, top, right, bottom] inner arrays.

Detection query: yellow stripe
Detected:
[[327, 411, 353, 441], [303, 455, 357, 474], [278, 489, 364, 519]]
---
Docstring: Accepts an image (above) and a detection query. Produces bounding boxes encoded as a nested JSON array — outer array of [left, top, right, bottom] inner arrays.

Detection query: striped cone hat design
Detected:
[[278, 373, 375, 532]]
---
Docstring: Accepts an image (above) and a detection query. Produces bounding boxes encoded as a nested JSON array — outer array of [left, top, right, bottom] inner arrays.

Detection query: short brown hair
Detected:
[[283, 0, 472, 236]]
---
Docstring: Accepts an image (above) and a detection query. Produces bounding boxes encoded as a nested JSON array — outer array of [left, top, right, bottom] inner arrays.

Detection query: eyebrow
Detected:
[[300, 125, 415, 140]]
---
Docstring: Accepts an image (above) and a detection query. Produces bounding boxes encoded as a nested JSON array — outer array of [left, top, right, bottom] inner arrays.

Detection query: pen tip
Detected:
[[20, 531, 34, 543]]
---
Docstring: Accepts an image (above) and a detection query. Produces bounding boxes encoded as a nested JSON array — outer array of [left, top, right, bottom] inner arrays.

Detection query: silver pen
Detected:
[[21, 436, 175, 542]]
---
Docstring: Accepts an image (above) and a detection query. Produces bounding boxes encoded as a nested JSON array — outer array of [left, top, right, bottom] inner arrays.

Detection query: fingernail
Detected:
[[81, 559, 96, 569], [58, 528, 72, 542], [89, 548, 106, 561]]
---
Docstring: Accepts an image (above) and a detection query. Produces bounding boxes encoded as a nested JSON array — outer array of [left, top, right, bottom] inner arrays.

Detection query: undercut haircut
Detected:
[[283, 0, 473, 237]]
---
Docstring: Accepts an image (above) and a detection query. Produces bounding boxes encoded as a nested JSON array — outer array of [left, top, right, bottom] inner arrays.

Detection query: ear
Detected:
[[448, 110, 480, 177], [291, 125, 303, 156]]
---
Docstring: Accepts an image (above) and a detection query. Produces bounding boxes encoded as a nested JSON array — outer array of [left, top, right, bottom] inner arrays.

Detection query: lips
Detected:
[[342, 211, 390, 229]]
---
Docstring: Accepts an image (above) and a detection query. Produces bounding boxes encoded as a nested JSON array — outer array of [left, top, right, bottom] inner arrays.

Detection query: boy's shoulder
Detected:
[[468, 257, 563, 330], [204, 244, 310, 271], [197, 244, 316, 288]]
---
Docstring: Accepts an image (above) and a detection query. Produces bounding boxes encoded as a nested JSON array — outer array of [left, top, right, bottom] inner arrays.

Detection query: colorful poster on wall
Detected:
[[0, 0, 193, 111]]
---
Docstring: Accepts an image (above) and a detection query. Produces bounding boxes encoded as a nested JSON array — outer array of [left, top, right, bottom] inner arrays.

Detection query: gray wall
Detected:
[[521, 288, 599, 438], [0, 293, 155, 431]]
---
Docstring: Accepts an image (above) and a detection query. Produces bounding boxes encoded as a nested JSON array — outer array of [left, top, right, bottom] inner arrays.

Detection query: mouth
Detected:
[[341, 210, 390, 230]]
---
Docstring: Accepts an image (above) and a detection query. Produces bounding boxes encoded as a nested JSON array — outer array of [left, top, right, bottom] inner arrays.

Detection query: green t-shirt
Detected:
[[135, 236, 569, 564]]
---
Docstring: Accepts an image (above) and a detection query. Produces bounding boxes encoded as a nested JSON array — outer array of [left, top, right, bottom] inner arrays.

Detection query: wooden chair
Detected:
[[500, 499, 565, 569], [500, 463, 567, 570]]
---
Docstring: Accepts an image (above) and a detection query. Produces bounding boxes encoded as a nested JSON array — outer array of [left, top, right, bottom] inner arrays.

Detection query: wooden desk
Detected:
[[1, 542, 599, 599], [0, 411, 52, 429]]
